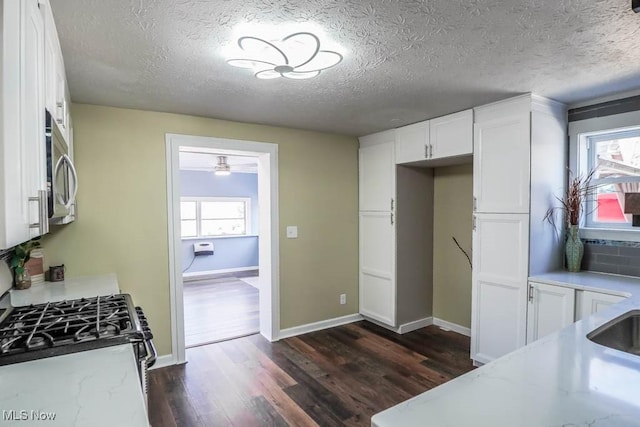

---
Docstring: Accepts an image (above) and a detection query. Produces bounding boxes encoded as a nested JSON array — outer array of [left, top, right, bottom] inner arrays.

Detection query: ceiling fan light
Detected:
[[255, 69, 282, 79], [294, 51, 343, 73], [226, 58, 274, 70], [214, 156, 232, 176], [282, 70, 320, 80], [225, 30, 342, 80]]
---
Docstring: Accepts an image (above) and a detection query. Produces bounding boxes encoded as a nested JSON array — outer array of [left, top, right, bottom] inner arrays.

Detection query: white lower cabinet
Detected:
[[576, 290, 625, 321], [526, 282, 627, 344], [526, 282, 575, 344], [359, 211, 395, 326], [471, 213, 529, 363]]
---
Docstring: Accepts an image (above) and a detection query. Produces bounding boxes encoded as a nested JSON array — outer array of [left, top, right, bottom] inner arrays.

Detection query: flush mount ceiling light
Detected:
[[214, 156, 231, 176], [226, 31, 343, 80]]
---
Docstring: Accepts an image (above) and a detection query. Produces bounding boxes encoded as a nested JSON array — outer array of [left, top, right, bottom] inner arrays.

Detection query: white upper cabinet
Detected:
[[0, 0, 49, 249], [42, 1, 57, 120], [395, 121, 429, 164], [41, 0, 71, 147], [395, 110, 473, 165], [473, 100, 531, 214], [430, 109, 473, 159], [22, 0, 48, 240], [359, 133, 395, 212]]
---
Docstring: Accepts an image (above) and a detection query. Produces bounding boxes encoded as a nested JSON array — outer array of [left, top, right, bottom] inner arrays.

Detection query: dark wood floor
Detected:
[[183, 278, 259, 347], [149, 322, 474, 426]]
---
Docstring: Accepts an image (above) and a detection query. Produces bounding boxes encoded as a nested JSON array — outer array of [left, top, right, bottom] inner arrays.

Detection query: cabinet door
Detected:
[[0, 1, 28, 248], [430, 109, 473, 159], [526, 282, 575, 344], [471, 213, 529, 364], [395, 121, 428, 164], [22, 0, 48, 240], [359, 141, 395, 211], [41, 0, 57, 116], [473, 112, 530, 213], [576, 291, 625, 321], [359, 211, 395, 326]]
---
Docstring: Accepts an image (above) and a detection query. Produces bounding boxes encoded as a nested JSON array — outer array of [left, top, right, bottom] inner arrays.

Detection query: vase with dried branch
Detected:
[[544, 169, 598, 272]]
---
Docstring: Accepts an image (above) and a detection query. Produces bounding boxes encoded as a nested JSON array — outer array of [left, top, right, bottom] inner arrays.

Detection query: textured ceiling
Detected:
[[50, 0, 640, 136]]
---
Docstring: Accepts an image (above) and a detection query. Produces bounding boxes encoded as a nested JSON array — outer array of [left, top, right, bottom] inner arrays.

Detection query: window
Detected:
[[581, 126, 640, 229], [180, 197, 251, 238]]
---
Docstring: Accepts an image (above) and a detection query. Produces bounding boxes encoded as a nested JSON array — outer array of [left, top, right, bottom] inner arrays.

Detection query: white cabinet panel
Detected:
[[576, 291, 625, 321], [395, 121, 428, 164], [471, 213, 529, 363], [42, 0, 57, 118], [41, 0, 70, 148], [526, 282, 575, 344], [22, 0, 47, 240], [473, 214, 529, 283], [359, 212, 395, 326], [359, 141, 395, 211], [473, 113, 530, 213], [473, 279, 526, 362], [430, 109, 473, 159], [0, 0, 48, 248]]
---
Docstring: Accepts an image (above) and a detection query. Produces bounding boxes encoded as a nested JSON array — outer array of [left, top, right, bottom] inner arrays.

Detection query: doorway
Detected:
[[179, 152, 260, 347], [165, 134, 280, 364]]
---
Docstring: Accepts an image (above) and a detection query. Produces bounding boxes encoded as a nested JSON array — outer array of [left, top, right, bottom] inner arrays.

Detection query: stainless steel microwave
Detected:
[[45, 110, 77, 224]]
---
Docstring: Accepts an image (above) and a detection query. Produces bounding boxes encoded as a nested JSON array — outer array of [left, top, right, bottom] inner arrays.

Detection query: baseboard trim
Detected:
[[361, 316, 434, 334], [183, 266, 259, 281], [278, 314, 364, 340], [397, 317, 434, 334], [149, 354, 182, 370], [433, 318, 471, 337]]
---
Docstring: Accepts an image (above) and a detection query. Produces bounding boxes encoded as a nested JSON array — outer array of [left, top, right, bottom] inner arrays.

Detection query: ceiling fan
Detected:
[[179, 150, 259, 174]]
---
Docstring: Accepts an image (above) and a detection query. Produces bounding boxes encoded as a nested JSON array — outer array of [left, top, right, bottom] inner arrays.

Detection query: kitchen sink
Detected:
[[587, 310, 640, 357]]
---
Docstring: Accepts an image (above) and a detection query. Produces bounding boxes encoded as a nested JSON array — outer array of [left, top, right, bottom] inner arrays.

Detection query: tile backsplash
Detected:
[[582, 239, 640, 277]]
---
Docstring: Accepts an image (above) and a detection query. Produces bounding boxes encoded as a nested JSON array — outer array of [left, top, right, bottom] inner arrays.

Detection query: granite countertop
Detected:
[[0, 274, 147, 427], [0, 345, 148, 427], [8, 273, 120, 307], [372, 271, 640, 427]]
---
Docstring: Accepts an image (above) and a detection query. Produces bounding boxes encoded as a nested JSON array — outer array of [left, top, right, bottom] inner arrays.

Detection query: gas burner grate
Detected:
[[0, 294, 138, 361]]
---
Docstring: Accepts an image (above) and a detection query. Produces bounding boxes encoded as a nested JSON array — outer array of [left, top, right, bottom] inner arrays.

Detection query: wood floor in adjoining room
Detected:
[[149, 322, 475, 427], [183, 277, 259, 347]]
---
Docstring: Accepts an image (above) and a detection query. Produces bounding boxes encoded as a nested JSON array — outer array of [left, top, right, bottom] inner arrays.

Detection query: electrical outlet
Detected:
[[340, 294, 346, 305], [286, 226, 298, 239]]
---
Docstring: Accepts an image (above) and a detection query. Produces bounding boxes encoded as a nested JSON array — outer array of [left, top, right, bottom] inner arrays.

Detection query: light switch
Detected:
[[286, 226, 298, 239]]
